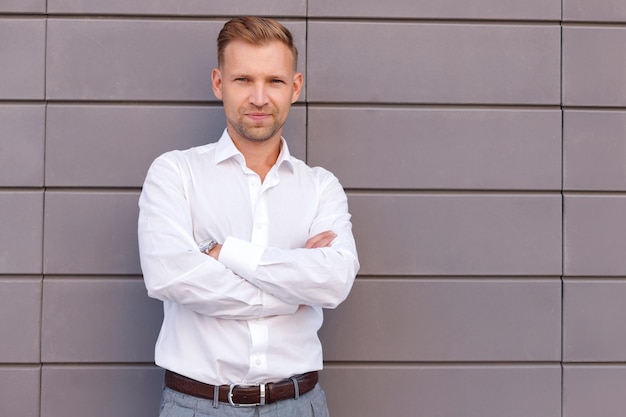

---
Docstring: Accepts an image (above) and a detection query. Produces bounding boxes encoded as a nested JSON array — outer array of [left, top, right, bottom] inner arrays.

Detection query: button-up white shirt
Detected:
[[138, 129, 359, 385]]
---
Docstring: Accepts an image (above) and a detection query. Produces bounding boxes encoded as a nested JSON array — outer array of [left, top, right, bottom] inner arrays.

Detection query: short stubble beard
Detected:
[[230, 111, 284, 143]]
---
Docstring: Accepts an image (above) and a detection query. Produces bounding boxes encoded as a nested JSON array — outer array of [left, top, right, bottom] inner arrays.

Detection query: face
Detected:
[[212, 40, 303, 145]]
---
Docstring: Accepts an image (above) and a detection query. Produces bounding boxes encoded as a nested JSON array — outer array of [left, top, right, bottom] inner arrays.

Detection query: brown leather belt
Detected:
[[165, 370, 318, 406]]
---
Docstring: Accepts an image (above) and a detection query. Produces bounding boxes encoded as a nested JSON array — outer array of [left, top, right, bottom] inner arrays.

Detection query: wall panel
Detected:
[[42, 278, 161, 363], [564, 195, 626, 276], [563, 27, 626, 106], [310, 0, 560, 20], [563, 0, 626, 22], [0, 0, 45, 13], [46, 19, 216, 101], [349, 193, 562, 276], [43, 192, 141, 275], [307, 22, 560, 104], [0, 18, 45, 99], [564, 110, 626, 191], [563, 366, 626, 417], [41, 366, 163, 417], [0, 192, 43, 274], [0, 367, 40, 417], [0, 105, 45, 187], [48, 0, 306, 16], [46, 19, 306, 101], [564, 280, 626, 361], [321, 279, 561, 361], [0, 279, 41, 363], [309, 107, 561, 190], [322, 365, 561, 417]]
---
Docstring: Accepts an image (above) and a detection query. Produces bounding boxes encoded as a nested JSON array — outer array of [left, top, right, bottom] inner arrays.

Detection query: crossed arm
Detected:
[[207, 230, 337, 259], [138, 155, 359, 319]]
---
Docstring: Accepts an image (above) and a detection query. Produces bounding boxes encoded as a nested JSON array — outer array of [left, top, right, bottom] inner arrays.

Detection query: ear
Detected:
[[291, 72, 303, 103], [211, 67, 223, 100]]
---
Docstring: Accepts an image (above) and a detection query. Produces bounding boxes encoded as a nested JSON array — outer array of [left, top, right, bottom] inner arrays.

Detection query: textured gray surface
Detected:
[[563, 0, 626, 21], [41, 366, 164, 417], [0, 367, 40, 417], [42, 279, 162, 362], [563, 27, 626, 106], [307, 22, 560, 104], [0, 19, 45, 99], [47, 0, 307, 15], [564, 111, 626, 190], [564, 281, 626, 361], [349, 193, 562, 276], [321, 279, 561, 361], [0, 105, 45, 186], [322, 365, 561, 417], [0, 279, 41, 362], [309, 0, 561, 19], [309, 108, 561, 189], [43, 192, 141, 275], [564, 195, 626, 276], [0, 192, 43, 274], [563, 366, 626, 417], [46, 19, 306, 101]]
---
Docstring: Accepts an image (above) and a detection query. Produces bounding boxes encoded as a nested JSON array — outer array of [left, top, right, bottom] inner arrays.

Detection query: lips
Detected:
[[246, 112, 272, 122]]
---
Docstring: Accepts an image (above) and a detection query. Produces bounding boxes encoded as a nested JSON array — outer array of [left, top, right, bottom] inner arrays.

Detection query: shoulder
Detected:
[[288, 157, 344, 190], [149, 143, 216, 170], [143, 144, 217, 188]]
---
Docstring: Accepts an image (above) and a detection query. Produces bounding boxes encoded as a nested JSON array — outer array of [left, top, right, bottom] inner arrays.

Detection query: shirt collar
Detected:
[[213, 128, 294, 172]]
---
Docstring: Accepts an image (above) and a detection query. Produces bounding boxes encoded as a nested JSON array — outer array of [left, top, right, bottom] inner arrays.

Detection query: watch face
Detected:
[[199, 239, 217, 254]]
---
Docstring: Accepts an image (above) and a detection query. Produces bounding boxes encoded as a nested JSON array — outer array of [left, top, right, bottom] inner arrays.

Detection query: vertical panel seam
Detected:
[[560, 1, 565, 416], [41, 2, 49, 416], [305, 0, 309, 164]]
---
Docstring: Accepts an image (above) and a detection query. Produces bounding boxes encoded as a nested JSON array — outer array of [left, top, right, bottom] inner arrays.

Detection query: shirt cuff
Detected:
[[219, 236, 264, 280]]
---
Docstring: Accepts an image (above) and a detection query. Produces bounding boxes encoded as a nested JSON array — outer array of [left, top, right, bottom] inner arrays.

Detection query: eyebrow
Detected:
[[230, 73, 290, 80]]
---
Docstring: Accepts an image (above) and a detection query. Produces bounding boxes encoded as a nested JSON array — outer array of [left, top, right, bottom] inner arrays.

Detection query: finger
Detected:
[[305, 231, 336, 249], [305, 231, 333, 248], [303, 235, 320, 249], [314, 236, 334, 248]]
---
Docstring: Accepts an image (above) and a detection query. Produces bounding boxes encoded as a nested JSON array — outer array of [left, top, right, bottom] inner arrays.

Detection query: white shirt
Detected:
[[138, 129, 359, 385]]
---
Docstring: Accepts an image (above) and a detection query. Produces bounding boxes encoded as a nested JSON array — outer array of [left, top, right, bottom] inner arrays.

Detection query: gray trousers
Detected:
[[159, 384, 330, 417]]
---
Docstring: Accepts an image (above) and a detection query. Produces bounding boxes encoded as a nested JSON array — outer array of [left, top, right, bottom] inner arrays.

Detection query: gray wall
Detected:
[[1, 1, 625, 416]]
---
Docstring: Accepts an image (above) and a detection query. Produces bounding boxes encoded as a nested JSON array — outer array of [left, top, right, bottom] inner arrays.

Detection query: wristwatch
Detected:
[[199, 239, 218, 255]]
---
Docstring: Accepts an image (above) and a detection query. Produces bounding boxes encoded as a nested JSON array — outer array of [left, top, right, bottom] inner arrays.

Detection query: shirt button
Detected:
[[255, 358, 262, 366]]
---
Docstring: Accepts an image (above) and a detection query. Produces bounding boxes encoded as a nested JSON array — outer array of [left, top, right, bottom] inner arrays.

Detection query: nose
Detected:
[[250, 82, 268, 107]]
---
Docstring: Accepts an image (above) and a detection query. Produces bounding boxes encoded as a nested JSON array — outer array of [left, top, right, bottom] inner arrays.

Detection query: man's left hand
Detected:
[[304, 230, 337, 249]]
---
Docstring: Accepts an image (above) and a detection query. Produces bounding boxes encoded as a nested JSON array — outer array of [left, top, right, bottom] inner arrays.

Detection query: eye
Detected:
[[234, 77, 249, 82]]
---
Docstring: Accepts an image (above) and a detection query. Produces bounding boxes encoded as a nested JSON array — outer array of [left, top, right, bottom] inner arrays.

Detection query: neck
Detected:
[[229, 132, 282, 182]]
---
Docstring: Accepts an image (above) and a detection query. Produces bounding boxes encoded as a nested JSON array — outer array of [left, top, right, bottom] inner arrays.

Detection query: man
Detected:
[[138, 16, 359, 416]]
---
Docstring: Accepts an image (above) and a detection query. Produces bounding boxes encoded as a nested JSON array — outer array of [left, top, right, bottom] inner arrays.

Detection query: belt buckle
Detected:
[[228, 383, 266, 407]]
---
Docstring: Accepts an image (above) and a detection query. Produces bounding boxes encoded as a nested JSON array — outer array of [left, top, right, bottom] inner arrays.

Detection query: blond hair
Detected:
[[217, 16, 298, 70]]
